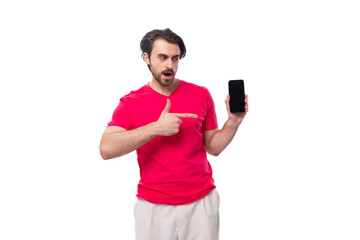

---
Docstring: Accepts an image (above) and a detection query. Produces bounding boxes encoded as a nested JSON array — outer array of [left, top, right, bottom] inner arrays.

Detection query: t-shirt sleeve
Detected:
[[202, 90, 218, 131], [107, 97, 133, 130]]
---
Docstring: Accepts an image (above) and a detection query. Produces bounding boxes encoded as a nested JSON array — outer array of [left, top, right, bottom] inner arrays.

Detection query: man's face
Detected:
[[144, 38, 181, 86]]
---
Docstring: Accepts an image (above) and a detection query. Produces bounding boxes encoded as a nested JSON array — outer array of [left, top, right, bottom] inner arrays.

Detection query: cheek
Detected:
[[149, 62, 160, 71]]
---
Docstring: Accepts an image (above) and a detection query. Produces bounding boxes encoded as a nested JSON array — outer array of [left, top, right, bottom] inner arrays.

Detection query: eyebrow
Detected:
[[158, 53, 180, 58]]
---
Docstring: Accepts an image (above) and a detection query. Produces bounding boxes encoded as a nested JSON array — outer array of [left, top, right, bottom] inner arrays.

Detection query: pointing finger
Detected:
[[176, 113, 198, 119]]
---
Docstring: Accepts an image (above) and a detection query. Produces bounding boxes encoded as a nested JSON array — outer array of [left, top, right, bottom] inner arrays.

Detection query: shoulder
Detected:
[[180, 80, 211, 96], [120, 84, 151, 103]]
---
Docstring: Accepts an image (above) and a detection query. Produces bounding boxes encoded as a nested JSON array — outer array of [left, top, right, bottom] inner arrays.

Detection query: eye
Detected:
[[172, 57, 179, 61]]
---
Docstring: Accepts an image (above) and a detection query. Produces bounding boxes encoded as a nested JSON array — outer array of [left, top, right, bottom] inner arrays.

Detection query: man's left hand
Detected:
[[225, 94, 248, 125]]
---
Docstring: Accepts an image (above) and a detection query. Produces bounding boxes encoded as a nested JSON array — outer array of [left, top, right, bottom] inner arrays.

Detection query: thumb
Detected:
[[162, 99, 171, 113]]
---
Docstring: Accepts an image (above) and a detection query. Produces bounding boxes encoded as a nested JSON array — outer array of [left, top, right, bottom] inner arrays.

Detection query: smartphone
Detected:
[[228, 80, 245, 113]]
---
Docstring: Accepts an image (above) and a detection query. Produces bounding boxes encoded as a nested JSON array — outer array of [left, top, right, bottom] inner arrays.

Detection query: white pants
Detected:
[[134, 189, 220, 240]]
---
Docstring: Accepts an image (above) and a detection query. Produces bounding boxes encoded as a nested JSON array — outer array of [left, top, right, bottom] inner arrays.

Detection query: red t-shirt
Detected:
[[107, 80, 218, 205]]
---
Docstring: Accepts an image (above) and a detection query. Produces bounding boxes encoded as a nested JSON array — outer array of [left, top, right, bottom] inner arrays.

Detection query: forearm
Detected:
[[100, 99, 198, 160], [205, 93, 248, 156], [100, 123, 158, 160], [207, 119, 241, 156]]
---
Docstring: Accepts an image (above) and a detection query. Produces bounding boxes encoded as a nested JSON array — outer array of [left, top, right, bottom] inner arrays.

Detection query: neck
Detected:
[[149, 78, 179, 96]]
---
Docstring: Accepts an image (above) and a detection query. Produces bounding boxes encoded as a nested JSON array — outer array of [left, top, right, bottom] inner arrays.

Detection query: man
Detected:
[[100, 28, 248, 240]]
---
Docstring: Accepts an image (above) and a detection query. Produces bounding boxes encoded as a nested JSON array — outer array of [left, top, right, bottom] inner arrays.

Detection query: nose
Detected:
[[165, 58, 174, 69]]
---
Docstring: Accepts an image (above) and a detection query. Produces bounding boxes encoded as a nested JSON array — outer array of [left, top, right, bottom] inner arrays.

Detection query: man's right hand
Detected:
[[154, 99, 197, 136]]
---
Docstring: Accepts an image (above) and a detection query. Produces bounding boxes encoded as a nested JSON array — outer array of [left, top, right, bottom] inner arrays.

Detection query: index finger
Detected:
[[175, 113, 198, 119]]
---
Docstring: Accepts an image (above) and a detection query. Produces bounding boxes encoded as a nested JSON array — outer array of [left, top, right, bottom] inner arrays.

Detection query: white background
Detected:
[[1, 0, 359, 239]]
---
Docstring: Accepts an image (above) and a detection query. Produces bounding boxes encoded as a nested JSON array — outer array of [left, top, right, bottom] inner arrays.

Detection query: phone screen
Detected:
[[229, 80, 245, 113]]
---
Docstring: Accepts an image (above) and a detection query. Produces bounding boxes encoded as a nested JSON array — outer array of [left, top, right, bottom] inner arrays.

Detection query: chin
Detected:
[[159, 77, 175, 86]]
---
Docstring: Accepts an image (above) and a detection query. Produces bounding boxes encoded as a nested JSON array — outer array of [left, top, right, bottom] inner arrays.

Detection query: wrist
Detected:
[[145, 122, 160, 138], [226, 118, 242, 129]]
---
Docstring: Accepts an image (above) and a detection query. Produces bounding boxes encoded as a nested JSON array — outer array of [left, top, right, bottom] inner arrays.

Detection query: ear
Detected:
[[143, 52, 150, 65]]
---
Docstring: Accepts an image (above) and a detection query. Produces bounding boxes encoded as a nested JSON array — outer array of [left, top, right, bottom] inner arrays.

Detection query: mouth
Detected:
[[162, 70, 174, 77]]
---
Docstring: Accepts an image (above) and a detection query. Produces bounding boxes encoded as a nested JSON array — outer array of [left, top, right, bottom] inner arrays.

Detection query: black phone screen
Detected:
[[228, 80, 245, 113]]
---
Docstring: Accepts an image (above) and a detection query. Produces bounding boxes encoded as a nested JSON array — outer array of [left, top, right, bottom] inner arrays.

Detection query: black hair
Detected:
[[140, 28, 186, 60]]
